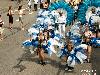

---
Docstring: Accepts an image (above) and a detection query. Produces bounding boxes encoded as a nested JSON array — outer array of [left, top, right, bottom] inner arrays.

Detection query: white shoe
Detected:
[[67, 69, 73, 71], [65, 66, 74, 71], [16, 19, 19, 22], [65, 67, 68, 71]]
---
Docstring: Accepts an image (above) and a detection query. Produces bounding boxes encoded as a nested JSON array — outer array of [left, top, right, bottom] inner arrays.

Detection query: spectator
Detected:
[[34, 0, 38, 11], [40, 0, 44, 9], [84, 25, 93, 63], [18, 5, 25, 30], [8, 6, 14, 30], [17, 0, 22, 4], [0, 15, 4, 41], [28, 0, 32, 11]]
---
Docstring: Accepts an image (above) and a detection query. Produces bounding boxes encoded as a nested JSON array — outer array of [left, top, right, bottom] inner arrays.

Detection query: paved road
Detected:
[[92, 48, 100, 75], [0, 1, 97, 75]]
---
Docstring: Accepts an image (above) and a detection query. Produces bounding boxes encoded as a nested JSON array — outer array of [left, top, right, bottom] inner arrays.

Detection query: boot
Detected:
[[41, 61, 46, 66]]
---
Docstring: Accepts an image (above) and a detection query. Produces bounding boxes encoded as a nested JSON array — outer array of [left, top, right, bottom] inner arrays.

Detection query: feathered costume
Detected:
[[57, 44, 87, 67], [22, 0, 100, 70]]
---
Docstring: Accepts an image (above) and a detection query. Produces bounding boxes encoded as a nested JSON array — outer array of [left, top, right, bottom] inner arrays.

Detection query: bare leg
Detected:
[[0, 33, 1, 40], [0, 33, 3, 41], [20, 18, 24, 30], [39, 49, 46, 66], [9, 23, 11, 29]]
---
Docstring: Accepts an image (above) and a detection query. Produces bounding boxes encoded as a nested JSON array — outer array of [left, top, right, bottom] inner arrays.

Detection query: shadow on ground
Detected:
[[12, 47, 65, 73], [13, 47, 77, 74]]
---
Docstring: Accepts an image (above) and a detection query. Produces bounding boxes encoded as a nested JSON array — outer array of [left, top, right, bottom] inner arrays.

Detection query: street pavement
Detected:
[[0, 0, 26, 14], [92, 48, 100, 75], [0, 0, 99, 75]]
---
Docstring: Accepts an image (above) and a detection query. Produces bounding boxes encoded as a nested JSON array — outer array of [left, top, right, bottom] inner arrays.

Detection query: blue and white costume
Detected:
[[50, 10, 60, 30], [22, 26, 39, 47], [69, 22, 81, 37], [22, 24, 40, 54], [91, 37, 100, 47], [36, 9, 52, 30], [66, 22, 83, 46], [22, 40, 32, 47], [46, 32, 63, 56], [96, 7, 100, 16], [37, 9, 50, 17], [88, 13, 100, 31], [58, 46, 87, 67]]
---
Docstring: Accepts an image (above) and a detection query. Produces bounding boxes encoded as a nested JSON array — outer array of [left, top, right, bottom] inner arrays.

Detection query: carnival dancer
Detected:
[[23, 30, 47, 65], [86, 7, 96, 22], [66, 22, 92, 63], [58, 40, 87, 71], [83, 25, 93, 63], [36, 29, 55, 65], [36, 31, 46, 65], [50, 10, 60, 30], [88, 7, 100, 32], [58, 12, 66, 38], [0, 15, 4, 41], [54, 10, 60, 30]]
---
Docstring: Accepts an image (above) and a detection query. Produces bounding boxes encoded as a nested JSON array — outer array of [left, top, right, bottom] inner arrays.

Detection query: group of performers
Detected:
[[22, 1, 100, 72]]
